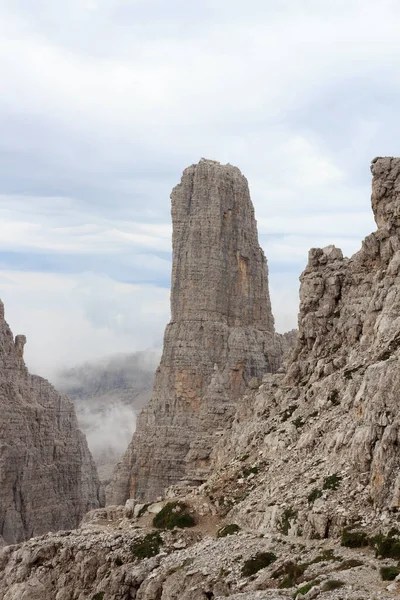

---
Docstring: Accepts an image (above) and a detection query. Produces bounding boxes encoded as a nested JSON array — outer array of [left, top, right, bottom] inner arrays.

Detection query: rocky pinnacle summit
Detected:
[[107, 159, 286, 504]]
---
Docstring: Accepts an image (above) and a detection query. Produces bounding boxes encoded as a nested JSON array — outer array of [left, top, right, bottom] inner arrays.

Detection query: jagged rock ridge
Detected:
[[207, 156, 400, 537], [0, 301, 102, 544], [108, 158, 285, 504]]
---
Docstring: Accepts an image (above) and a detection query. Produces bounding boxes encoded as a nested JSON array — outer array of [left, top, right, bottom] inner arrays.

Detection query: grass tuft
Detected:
[[131, 532, 163, 559], [153, 502, 195, 530]]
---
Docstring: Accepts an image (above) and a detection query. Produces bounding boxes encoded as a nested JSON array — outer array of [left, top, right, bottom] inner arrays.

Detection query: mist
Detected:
[[55, 349, 159, 482]]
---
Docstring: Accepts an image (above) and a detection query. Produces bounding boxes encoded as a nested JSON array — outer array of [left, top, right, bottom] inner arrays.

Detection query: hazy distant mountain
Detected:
[[55, 351, 159, 484]]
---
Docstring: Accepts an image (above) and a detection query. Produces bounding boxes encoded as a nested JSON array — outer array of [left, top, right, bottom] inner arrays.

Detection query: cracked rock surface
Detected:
[[108, 159, 285, 504], [0, 301, 102, 544]]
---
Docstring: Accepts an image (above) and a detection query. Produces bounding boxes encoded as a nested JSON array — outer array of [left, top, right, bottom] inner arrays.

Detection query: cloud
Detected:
[[0, 0, 396, 375], [0, 270, 169, 379]]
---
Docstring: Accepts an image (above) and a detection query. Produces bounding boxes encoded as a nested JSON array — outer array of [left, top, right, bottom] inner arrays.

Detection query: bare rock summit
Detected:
[[0, 301, 102, 544], [107, 159, 285, 503]]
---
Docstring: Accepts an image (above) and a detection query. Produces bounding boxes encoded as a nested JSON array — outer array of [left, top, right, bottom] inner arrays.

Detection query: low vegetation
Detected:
[[241, 552, 277, 577], [323, 473, 342, 491], [310, 549, 340, 564], [341, 528, 369, 548], [153, 502, 195, 530], [278, 508, 298, 535], [131, 532, 163, 559], [308, 488, 322, 504], [372, 528, 400, 559], [322, 580, 345, 591], [294, 580, 319, 596], [380, 565, 400, 581], [341, 526, 400, 560]]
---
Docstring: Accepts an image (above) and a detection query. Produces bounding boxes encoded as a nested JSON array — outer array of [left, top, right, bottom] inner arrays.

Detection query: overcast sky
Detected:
[[0, 0, 398, 378]]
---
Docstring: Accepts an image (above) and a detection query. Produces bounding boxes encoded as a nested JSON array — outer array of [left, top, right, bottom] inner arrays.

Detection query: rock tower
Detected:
[[0, 301, 102, 544], [108, 159, 283, 503]]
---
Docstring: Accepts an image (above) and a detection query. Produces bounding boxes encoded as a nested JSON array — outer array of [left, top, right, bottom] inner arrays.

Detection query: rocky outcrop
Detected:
[[3, 157, 400, 599], [56, 351, 156, 484], [0, 505, 397, 599], [108, 159, 283, 504], [206, 157, 400, 538], [0, 302, 102, 544]]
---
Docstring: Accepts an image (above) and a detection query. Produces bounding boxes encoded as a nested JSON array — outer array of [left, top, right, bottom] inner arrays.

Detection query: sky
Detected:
[[0, 0, 398, 379]]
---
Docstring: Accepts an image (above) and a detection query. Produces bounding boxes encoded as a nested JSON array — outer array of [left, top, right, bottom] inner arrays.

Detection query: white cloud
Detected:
[[0, 270, 169, 379], [0, 0, 395, 374]]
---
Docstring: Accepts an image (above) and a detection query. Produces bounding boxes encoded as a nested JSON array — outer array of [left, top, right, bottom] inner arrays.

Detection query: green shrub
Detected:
[[92, 594, 104, 600], [323, 473, 342, 491], [294, 581, 318, 596], [307, 488, 322, 504], [131, 532, 163, 559], [278, 508, 298, 535], [380, 566, 400, 581], [322, 580, 345, 591], [114, 556, 123, 566], [372, 530, 400, 559], [341, 528, 369, 548], [153, 502, 195, 530], [310, 549, 340, 564], [241, 552, 277, 577], [217, 524, 240, 538]]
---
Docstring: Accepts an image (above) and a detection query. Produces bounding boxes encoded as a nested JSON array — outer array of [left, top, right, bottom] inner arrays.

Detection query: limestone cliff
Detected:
[[3, 158, 400, 599], [206, 156, 400, 538], [0, 301, 102, 544], [108, 159, 283, 504]]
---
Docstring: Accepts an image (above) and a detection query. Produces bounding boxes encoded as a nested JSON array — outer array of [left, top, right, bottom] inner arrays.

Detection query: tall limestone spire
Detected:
[[107, 159, 283, 503]]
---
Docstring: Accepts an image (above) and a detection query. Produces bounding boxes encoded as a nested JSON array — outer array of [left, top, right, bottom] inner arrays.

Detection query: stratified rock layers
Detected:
[[208, 157, 400, 538], [108, 159, 282, 503], [0, 303, 102, 544]]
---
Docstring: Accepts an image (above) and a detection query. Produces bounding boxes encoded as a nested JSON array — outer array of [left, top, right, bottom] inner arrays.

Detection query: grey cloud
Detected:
[[0, 0, 397, 375]]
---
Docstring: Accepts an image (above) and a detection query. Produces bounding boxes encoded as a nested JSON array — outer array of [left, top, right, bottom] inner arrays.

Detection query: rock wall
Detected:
[[207, 157, 400, 537], [3, 158, 400, 600], [0, 301, 102, 544], [107, 159, 284, 504]]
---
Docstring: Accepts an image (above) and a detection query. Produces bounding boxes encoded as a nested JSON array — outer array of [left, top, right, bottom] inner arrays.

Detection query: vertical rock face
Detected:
[[0, 302, 102, 544], [108, 159, 283, 504], [210, 157, 400, 537]]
